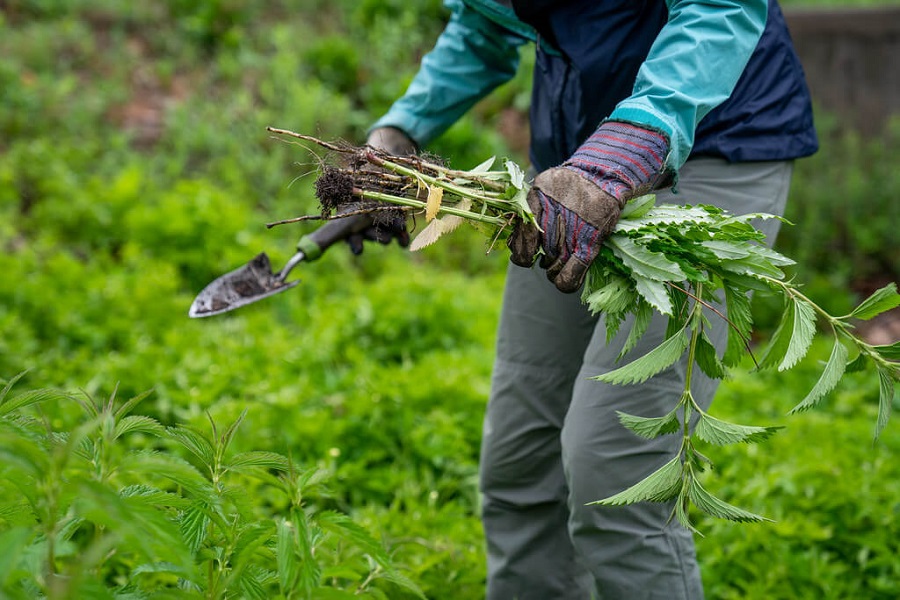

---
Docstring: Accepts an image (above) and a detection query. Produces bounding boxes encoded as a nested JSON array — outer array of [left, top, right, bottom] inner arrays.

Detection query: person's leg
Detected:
[[561, 158, 794, 600], [481, 263, 597, 600]]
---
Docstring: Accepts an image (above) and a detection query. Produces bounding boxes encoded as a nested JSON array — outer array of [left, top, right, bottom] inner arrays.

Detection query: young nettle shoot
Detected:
[[268, 127, 900, 531]]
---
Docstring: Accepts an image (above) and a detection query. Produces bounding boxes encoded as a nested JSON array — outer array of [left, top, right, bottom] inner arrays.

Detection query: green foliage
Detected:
[[2, 1, 899, 598], [0, 375, 423, 599]]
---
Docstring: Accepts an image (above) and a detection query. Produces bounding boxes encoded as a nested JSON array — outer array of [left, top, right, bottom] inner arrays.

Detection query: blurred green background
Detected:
[[1, 1, 898, 598]]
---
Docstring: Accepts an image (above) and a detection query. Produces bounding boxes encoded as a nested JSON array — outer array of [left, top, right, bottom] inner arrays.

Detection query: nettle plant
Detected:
[[269, 128, 900, 531], [0, 372, 423, 600]]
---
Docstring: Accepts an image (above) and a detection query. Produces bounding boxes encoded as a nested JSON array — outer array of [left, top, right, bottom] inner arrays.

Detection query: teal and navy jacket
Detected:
[[372, 0, 818, 173]]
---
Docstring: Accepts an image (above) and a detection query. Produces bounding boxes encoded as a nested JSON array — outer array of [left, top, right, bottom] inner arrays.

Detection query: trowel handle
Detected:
[[295, 214, 374, 261]]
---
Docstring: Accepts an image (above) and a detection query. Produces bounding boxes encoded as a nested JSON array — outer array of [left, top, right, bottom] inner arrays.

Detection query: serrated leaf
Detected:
[[226, 451, 290, 473], [618, 301, 654, 360], [608, 236, 687, 281], [687, 477, 770, 523], [789, 338, 849, 413], [114, 388, 155, 419], [634, 277, 674, 316], [779, 299, 816, 371], [120, 484, 191, 510], [694, 412, 782, 445], [695, 331, 727, 380], [425, 186, 443, 221], [719, 254, 785, 280], [700, 240, 751, 260], [179, 502, 209, 553], [849, 283, 900, 321], [583, 275, 634, 316], [318, 510, 391, 567], [614, 205, 714, 233], [167, 426, 215, 467], [616, 409, 680, 439], [875, 367, 896, 441], [589, 455, 683, 505], [758, 297, 816, 372], [378, 569, 428, 600], [873, 341, 900, 361], [723, 285, 753, 367], [593, 326, 689, 385], [114, 415, 165, 439], [0, 388, 69, 418], [746, 244, 795, 267], [0, 370, 29, 405], [276, 519, 300, 593]]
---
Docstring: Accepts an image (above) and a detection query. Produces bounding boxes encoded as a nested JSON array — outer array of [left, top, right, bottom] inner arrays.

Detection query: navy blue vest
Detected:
[[513, 0, 819, 172]]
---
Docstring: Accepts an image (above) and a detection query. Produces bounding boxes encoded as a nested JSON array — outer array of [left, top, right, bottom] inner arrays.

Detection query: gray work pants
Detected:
[[480, 158, 794, 600]]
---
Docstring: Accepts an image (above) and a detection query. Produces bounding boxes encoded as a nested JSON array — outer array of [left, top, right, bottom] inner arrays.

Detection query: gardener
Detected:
[[356, 1, 818, 598]]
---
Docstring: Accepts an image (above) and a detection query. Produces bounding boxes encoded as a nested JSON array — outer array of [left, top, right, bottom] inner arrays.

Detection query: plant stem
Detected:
[[355, 189, 508, 226], [369, 154, 508, 204]]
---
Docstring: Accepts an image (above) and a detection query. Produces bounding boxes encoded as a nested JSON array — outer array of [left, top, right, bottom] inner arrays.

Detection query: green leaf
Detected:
[[179, 502, 210, 553], [723, 285, 753, 367], [0, 527, 31, 581], [618, 301, 654, 360], [114, 415, 165, 439], [700, 240, 751, 260], [469, 155, 496, 174], [758, 297, 816, 372], [789, 337, 849, 413], [619, 194, 656, 219], [614, 204, 714, 233], [634, 276, 673, 316], [589, 455, 683, 505], [377, 569, 428, 600], [848, 283, 900, 321], [0, 388, 69, 418], [318, 511, 391, 567], [583, 275, 635, 316], [873, 341, 900, 361], [694, 412, 782, 445], [608, 235, 687, 282], [593, 326, 689, 385], [874, 367, 896, 441], [687, 476, 770, 523], [113, 388, 155, 419], [167, 426, 216, 467], [276, 519, 300, 593], [695, 331, 727, 380], [845, 352, 869, 373], [746, 244, 795, 267], [616, 409, 680, 439], [226, 451, 291, 473], [719, 254, 785, 281], [0, 371, 29, 405]]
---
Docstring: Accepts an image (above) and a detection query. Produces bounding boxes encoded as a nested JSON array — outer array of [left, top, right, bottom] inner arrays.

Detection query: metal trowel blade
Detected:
[[188, 252, 300, 318]]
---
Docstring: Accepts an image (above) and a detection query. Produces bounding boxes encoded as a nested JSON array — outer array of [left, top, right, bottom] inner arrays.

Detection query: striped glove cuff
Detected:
[[563, 121, 671, 203]]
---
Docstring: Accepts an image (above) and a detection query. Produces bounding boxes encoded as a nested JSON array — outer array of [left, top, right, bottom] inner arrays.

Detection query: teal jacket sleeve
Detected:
[[370, 0, 528, 147], [610, 0, 768, 169]]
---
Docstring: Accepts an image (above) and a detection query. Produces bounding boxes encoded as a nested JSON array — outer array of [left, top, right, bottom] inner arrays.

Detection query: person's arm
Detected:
[[370, 0, 529, 147], [510, 0, 770, 292], [610, 0, 769, 169]]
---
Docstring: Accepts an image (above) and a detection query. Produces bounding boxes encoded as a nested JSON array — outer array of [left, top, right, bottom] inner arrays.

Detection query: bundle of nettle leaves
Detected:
[[268, 127, 900, 531]]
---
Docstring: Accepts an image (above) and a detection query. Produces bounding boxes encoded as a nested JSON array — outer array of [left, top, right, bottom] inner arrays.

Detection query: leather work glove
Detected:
[[344, 126, 418, 255], [508, 121, 673, 293]]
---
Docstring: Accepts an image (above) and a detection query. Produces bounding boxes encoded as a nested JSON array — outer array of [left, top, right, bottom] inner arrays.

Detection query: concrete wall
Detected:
[[784, 6, 900, 134]]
